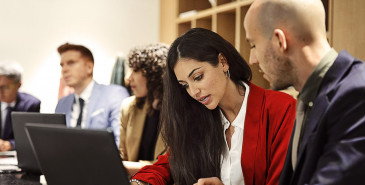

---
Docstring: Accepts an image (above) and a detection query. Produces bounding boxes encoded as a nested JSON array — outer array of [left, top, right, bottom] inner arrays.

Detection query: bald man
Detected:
[[244, 0, 365, 184]]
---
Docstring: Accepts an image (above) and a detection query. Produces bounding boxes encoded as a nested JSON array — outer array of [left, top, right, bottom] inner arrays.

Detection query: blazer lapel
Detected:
[[241, 83, 264, 185], [13, 93, 22, 111], [295, 91, 328, 172], [86, 83, 101, 128], [126, 101, 148, 161], [64, 95, 74, 127], [154, 132, 166, 160], [295, 50, 355, 172]]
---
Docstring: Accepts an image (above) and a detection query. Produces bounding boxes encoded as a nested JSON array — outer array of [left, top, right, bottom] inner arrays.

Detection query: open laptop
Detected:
[[25, 123, 130, 185], [11, 112, 66, 174]]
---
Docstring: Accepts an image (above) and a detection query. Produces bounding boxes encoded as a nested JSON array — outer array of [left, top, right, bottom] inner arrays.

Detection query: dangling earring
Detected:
[[226, 69, 231, 78]]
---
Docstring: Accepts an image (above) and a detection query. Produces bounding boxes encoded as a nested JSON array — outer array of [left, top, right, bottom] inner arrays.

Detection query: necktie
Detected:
[[76, 98, 84, 127], [292, 100, 305, 169], [2, 106, 12, 139]]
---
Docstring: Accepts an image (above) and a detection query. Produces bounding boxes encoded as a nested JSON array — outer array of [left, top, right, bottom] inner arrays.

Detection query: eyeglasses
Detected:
[[0, 83, 18, 92]]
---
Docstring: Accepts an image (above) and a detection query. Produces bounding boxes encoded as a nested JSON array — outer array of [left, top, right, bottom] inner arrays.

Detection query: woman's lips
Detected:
[[198, 95, 210, 105]]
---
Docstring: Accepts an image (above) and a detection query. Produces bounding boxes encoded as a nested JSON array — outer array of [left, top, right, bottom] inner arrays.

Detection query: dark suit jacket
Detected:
[[2, 92, 41, 147], [279, 50, 365, 185]]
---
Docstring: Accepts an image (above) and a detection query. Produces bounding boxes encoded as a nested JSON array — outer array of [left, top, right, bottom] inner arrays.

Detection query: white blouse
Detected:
[[220, 82, 250, 185]]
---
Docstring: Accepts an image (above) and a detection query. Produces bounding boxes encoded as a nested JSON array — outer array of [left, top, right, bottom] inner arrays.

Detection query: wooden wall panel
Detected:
[[332, 0, 365, 60], [160, 0, 178, 44]]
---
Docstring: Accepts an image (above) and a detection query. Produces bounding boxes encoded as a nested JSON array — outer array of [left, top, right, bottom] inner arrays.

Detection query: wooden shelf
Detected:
[[161, 0, 365, 89], [175, 0, 270, 89], [216, 10, 236, 46], [178, 22, 192, 36], [196, 16, 213, 30], [178, 0, 211, 14]]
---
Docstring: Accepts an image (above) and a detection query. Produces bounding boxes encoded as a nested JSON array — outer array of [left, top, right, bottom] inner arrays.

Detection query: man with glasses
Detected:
[[0, 62, 40, 151]]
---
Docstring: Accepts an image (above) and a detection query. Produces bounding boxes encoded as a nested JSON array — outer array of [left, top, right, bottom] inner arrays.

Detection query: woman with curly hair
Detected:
[[130, 28, 296, 185], [119, 43, 169, 176]]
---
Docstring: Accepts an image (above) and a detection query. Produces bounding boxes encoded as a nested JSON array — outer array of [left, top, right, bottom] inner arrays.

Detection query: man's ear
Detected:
[[218, 53, 229, 70], [86, 61, 94, 75], [273, 29, 288, 53], [17, 81, 22, 89]]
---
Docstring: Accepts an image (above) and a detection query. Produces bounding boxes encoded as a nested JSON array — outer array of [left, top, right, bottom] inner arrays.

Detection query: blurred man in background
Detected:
[[55, 43, 129, 146], [0, 62, 40, 151]]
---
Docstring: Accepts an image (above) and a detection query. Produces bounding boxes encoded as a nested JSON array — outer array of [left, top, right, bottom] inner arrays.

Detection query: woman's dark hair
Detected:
[[127, 43, 169, 114], [161, 28, 252, 185]]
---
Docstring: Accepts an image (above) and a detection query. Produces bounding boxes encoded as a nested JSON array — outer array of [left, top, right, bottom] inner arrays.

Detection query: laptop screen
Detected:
[[25, 123, 130, 185], [11, 112, 66, 174]]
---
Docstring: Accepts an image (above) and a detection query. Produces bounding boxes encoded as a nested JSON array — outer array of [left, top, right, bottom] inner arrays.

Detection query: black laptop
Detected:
[[11, 112, 66, 174], [25, 123, 130, 185]]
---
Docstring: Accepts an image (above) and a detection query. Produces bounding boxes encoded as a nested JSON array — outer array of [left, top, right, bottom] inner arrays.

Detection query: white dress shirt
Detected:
[[70, 80, 94, 128], [220, 82, 250, 185]]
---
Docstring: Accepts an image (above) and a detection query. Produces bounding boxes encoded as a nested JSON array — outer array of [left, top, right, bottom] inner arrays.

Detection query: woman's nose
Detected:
[[189, 84, 201, 99], [125, 71, 133, 85]]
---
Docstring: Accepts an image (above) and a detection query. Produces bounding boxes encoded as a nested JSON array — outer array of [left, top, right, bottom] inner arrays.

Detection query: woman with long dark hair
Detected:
[[130, 28, 296, 185]]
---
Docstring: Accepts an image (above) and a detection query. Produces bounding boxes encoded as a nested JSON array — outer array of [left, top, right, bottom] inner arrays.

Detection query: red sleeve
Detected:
[[265, 91, 296, 185], [132, 153, 172, 185]]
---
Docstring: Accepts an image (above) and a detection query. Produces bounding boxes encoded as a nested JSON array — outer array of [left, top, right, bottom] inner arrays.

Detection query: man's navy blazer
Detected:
[[279, 50, 365, 185], [1, 92, 41, 146], [55, 82, 129, 146]]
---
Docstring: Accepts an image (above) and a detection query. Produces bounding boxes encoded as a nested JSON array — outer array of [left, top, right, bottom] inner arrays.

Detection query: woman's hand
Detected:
[[123, 161, 144, 176], [194, 177, 224, 185]]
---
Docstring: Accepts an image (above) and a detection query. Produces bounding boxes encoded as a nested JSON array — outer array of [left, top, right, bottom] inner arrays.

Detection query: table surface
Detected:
[[0, 173, 41, 185], [0, 151, 42, 185]]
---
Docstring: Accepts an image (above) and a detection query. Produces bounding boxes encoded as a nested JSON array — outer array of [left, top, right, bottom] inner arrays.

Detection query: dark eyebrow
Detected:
[[188, 67, 201, 78], [177, 67, 201, 83]]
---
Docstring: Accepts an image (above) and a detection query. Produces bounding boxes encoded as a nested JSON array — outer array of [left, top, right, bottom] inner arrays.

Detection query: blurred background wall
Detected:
[[0, 0, 160, 113]]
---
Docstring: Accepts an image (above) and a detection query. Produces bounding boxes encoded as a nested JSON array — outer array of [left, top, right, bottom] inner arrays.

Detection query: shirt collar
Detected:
[[1, 101, 16, 110], [74, 80, 95, 102], [220, 82, 250, 130], [299, 48, 338, 105]]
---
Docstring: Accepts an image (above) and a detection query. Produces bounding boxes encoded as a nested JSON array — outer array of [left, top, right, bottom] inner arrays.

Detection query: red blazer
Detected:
[[133, 83, 296, 185]]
